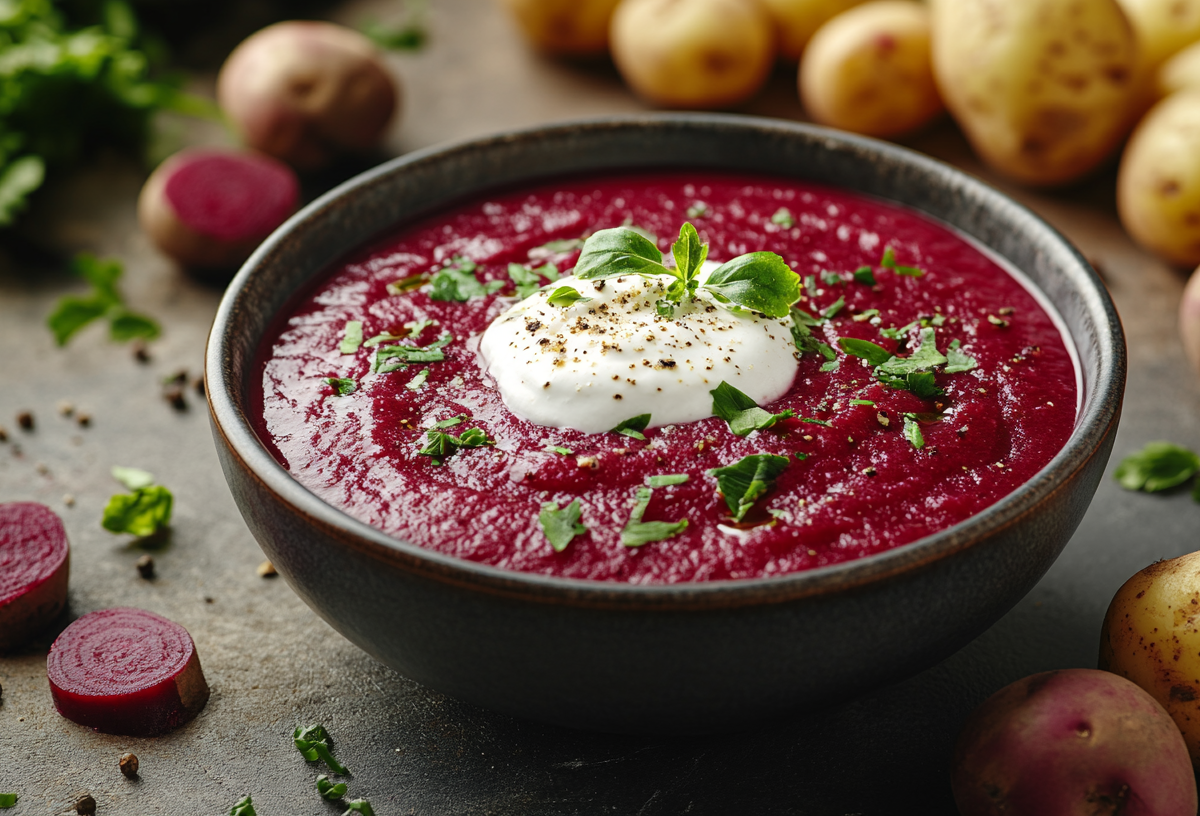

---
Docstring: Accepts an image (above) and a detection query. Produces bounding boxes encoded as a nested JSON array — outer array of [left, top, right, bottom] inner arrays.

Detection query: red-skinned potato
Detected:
[[1184, 265, 1200, 374], [497, 0, 622, 55], [138, 147, 300, 270], [952, 669, 1197, 816], [217, 21, 398, 170]]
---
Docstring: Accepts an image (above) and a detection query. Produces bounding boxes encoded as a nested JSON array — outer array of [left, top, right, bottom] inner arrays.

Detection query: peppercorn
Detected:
[[163, 385, 187, 411], [75, 793, 96, 815], [136, 555, 155, 580], [119, 753, 139, 779], [16, 411, 33, 430]]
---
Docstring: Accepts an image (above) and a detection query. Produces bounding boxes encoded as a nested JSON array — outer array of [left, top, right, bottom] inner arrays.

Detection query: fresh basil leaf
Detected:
[[47, 295, 110, 346], [881, 247, 925, 277], [316, 775, 348, 801], [1115, 442, 1200, 493], [877, 328, 947, 375], [111, 465, 155, 490], [838, 337, 892, 367], [708, 454, 790, 522], [293, 725, 349, 774], [573, 226, 667, 280], [853, 266, 876, 285], [944, 339, 978, 374], [405, 368, 429, 390], [547, 285, 591, 307], [343, 800, 377, 816], [325, 377, 357, 395], [539, 499, 588, 552], [338, 321, 363, 354], [647, 474, 689, 487], [621, 486, 688, 547], [457, 428, 493, 447], [108, 309, 160, 342], [386, 273, 429, 295], [703, 252, 801, 318], [671, 221, 707, 283], [101, 485, 173, 537], [903, 414, 925, 449], [612, 414, 651, 440], [229, 796, 256, 816], [771, 207, 795, 228], [710, 381, 794, 436]]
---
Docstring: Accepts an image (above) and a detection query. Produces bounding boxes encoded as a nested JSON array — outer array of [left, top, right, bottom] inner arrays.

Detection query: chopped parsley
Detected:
[[821, 270, 843, 286], [435, 415, 465, 428], [880, 247, 924, 277], [316, 775, 348, 801], [386, 273, 429, 295], [0, 794, 17, 808], [229, 796, 256, 816], [687, 201, 708, 218], [647, 474, 689, 487], [945, 339, 979, 374], [822, 296, 846, 320], [849, 399, 875, 406], [338, 321, 363, 354], [574, 222, 800, 318], [621, 487, 689, 547], [789, 307, 823, 356], [374, 333, 452, 373], [877, 370, 943, 399], [1114, 442, 1200, 495], [839, 328, 954, 399], [404, 368, 429, 390], [612, 414, 652, 440], [544, 445, 573, 455], [293, 724, 349, 774], [324, 377, 357, 395], [405, 318, 434, 339], [538, 499, 588, 552], [429, 257, 505, 301], [800, 417, 832, 427], [853, 266, 877, 286], [771, 207, 796, 228], [417, 425, 494, 464], [111, 465, 154, 490], [877, 328, 947, 375], [709, 381, 794, 436], [547, 285, 591, 307], [47, 254, 160, 346], [709, 454, 790, 522], [344, 801, 377, 816], [902, 414, 925, 450], [508, 263, 544, 300], [101, 485, 172, 538]]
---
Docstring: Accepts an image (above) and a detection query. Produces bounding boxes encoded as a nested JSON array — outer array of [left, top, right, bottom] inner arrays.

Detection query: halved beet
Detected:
[[47, 607, 210, 736], [137, 147, 300, 270], [0, 502, 69, 652]]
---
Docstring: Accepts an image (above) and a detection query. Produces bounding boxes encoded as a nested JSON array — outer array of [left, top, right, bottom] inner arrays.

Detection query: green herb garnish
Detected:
[[229, 796, 256, 816], [838, 337, 892, 366], [429, 257, 505, 301], [544, 445, 572, 455], [374, 333, 453, 373], [821, 270, 843, 287], [101, 485, 172, 537], [386, 273, 429, 295], [621, 487, 688, 547], [945, 339, 978, 374], [708, 454, 790, 522], [789, 307, 823, 357], [0, 794, 17, 808], [1115, 442, 1200, 494], [343, 801, 377, 816], [316, 775, 348, 801], [771, 207, 795, 229], [801, 417, 832, 427], [849, 399, 875, 406], [881, 247, 925, 277], [361, 2, 428, 52], [293, 724, 349, 775], [111, 465, 154, 490], [574, 222, 800, 318], [47, 254, 159, 346], [687, 202, 708, 218], [325, 377, 357, 396], [822, 296, 846, 320], [853, 266, 877, 286], [435, 415, 466, 428], [405, 368, 429, 390], [417, 426, 494, 464], [508, 263, 543, 300], [647, 474, 689, 487], [338, 321, 363, 354], [902, 414, 925, 450], [612, 414, 652, 440], [877, 328, 947, 375], [710, 381, 794, 436], [547, 285, 591, 307], [539, 499, 588, 552]]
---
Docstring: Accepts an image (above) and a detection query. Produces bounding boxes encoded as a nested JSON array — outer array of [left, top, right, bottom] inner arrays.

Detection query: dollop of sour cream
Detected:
[[479, 264, 800, 433]]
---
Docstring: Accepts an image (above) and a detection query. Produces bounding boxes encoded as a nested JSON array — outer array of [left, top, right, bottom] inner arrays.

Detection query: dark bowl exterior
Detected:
[[207, 115, 1125, 734]]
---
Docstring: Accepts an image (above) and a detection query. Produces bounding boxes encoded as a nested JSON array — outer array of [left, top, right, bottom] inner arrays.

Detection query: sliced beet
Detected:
[[137, 147, 299, 270], [0, 502, 69, 652], [47, 607, 210, 736]]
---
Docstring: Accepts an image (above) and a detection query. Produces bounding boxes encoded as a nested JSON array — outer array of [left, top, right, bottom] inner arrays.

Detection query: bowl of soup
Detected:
[[206, 114, 1125, 733]]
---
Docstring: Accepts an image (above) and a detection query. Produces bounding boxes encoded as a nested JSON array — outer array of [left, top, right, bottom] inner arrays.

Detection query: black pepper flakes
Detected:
[[132, 339, 150, 363], [136, 555, 155, 580], [119, 753, 139, 779], [163, 385, 187, 411]]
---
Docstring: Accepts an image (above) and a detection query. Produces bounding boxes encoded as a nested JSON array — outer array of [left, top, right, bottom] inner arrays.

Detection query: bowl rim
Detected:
[[206, 112, 1125, 610]]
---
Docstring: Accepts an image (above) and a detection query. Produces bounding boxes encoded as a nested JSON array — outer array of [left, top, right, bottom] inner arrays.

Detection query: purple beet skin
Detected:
[[0, 502, 69, 651], [952, 669, 1197, 816]]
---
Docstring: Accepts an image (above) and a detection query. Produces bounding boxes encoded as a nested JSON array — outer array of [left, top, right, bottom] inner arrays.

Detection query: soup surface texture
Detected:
[[254, 172, 1077, 583]]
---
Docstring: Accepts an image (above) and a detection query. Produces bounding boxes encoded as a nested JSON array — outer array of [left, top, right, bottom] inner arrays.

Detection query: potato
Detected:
[[1116, 0, 1200, 74], [758, 0, 870, 62], [798, 1, 942, 139], [1184, 265, 1200, 374], [1117, 91, 1200, 267], [497, 0, 621, 55], [1158, 39, 1200, 98], [1101, 550, 1200, 763], [952, 669, 1197, 815], [929, 0, 1139, 186], [610, 0, 776, 109], [217, 21, 399, 170]]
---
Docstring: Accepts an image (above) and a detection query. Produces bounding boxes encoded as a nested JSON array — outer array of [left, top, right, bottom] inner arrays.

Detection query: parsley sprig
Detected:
[[102, 467, 172, 538], [47, 254, 159, 346], [709, 454, 790, 522], [710, 381, 794, 436], [228, 796, 256, 816], [1115, 442, 1200, 499], [293, 724, 349, 775], [838, 328, 976, 399], [539, 499, 588, 552], [573, 222, 800, 318], [417, 422, 495, 464]]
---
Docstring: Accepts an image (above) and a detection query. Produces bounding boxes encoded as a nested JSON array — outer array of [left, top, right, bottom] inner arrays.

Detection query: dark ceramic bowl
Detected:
[[206, 114, 1125, 734]]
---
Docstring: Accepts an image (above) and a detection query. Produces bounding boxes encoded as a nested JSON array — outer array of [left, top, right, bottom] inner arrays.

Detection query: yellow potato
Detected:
[[1183, 265, 1200, 374], [1116, 0, 1200, 73], [610, 0, 776, 109], [759, 0, 871, 61], [497, 0, 621, 56], [799, 1, 942, 138], [1100, 550, 1200, 765], [1158, 40, 1200, 97], [1117, 91, 1200, 267], [929, 0, 1139, 186]]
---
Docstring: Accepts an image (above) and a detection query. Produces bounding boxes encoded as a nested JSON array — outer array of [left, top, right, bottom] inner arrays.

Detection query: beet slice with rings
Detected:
[[47, 607, 210, 736], [0, 502, 70, 652]]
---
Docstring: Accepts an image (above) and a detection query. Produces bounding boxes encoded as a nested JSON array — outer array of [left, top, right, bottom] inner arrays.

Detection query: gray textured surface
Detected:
[[1, 0, 1199, 813]]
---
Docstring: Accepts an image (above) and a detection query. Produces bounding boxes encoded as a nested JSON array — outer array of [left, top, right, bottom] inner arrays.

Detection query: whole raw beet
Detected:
[[952, 669, 1197, 816]]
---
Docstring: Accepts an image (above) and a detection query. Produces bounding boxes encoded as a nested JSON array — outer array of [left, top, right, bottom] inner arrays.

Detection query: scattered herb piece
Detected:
[[944, 339, 979, 374], [647, 474, 689, 487], [686, 202, 708, 218], [547, 285, 591, 307], [325, 377, 357, 396], [709, 454, 790, 522], [817, 342, 839, 372], [364, 332, 404, 348], [853, 308, 880, 322], [804, 274, 819, 297], [850, 399, 875, 406], [507, 263, 544, 300], [881, 247, 925, 277], [877, 370, 943, 399], [0, 794, 16, 808], [229, 796, 256, 816], [1114, 442, 1200, 494], [360, 1, 428, 51], [293, 724, 350, 775], [386, 273, 428, 295], [111, 465, 155, 491], [538, 499, 588, 552], [544, 445, 572, 455], [621, 487, 689, 547], [801, 418, 832, 427], [429, 257, 504, 301], [902, 415, 925, 450], [374, 334, 452, 373], [338, 321, 363, 354], [821, 296, 846, 320], [101, 485, 173, 537], [789, 307, 823, 356], [838, 337, 892, 367], [877, 328, 947, 375], [343, 801, 376, 816], [709, 381, 794, 436], [458, 428, 491, 447], [853, 266, 877, 286], [316, 775, 349, 801], [821, 270, 843, 286], [417, 426, 494, 464], [880, 320, 917, 341], [795, 452, 809, 461], [612, 414, 652, 440], [533, 237, 586, 255], [405, 368, 429, 390], [47, 254, 160, 346], [405, 319, 434, 339], [771, 207, 795, 228], [434, 415, 465, 428]]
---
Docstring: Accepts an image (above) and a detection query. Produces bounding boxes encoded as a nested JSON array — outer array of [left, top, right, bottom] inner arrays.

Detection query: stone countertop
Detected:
[[1, 1, 1198, 814]]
